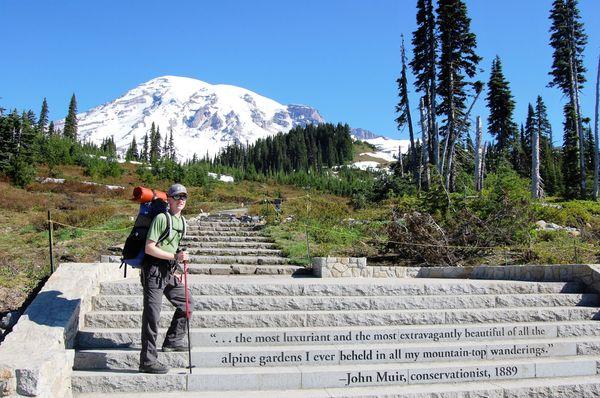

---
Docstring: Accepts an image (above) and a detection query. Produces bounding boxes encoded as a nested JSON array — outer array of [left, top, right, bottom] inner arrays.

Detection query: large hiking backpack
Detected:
[[120, 199, 187, 277]]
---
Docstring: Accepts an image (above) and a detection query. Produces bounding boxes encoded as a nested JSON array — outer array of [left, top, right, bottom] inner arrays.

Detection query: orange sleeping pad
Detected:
[[131, 186, 167, 203]]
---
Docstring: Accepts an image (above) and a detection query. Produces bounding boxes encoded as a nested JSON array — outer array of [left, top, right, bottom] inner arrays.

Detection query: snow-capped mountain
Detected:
[[351, 127, 382, 140], [55, 76, 326, 160]]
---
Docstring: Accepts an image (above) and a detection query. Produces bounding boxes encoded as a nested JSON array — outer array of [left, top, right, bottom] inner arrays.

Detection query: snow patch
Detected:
[[208, 172, 234, 183]]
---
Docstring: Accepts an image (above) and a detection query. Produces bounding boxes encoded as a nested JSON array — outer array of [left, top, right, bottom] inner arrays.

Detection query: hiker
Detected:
[[139, 183, 192, 374]]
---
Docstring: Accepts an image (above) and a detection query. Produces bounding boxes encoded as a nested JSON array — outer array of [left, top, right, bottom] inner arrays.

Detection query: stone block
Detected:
[[312, 258, 326, 268], [332, 263, 347, 273], [341, 269, 353, 277], [357, 258, 367, 268], [535, 360, 596, 378]]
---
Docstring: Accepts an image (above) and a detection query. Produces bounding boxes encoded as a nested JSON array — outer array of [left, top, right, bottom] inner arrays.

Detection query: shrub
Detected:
[[9, 159, 36, 188], [386, 168, 534, 266]]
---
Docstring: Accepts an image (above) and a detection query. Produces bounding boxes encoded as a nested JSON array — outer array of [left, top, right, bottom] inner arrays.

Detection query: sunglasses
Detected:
[[170, 194, 188, 201]]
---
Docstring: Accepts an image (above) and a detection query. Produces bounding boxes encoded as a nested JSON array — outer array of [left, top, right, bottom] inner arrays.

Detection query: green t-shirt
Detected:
[[146, 213, 185, 254]]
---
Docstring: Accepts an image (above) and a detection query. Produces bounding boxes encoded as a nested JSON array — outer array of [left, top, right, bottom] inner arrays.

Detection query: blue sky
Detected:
[[0, 0, 598, 145]]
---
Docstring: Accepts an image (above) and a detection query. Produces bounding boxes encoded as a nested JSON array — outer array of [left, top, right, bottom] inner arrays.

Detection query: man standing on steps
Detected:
[[139, 183, 192, 374]]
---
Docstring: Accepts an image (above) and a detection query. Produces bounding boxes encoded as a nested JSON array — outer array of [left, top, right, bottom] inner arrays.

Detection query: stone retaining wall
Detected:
[[0, 263, 125, 397], [312, 257, 600, 293]]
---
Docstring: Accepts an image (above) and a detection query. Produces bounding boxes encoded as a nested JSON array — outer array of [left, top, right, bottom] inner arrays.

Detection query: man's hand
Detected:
[[176, 250, 189, 263]]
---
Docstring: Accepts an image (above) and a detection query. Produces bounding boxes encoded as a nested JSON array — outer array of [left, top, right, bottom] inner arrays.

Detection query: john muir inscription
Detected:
[[339, 365, 524, 387], [208, 324, 554, 346], [217, 343, 560, 367]]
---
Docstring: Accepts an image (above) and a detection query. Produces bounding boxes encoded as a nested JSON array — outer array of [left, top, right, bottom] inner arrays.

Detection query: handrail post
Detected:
[[48, 210, 55, 274]]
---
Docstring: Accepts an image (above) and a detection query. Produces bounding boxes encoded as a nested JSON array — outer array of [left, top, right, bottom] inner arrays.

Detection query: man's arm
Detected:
[[145, 240, 189, 262]]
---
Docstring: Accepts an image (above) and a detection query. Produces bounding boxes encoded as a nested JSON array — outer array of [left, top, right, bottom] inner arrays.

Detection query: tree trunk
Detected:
[[480, 142, 487, 189], [427, 8, 438, 172], [568, 46, 586, 196], [474, 116, 483, 191], [419, 97, 430, 189], [531, 117, 542, 199], [398, 145, 405, 178], [594, 54, 600, 200]]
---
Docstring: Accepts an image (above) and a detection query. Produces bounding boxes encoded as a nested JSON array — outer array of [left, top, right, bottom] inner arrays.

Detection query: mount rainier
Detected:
[[55, 75, 406, 162], [55, 76, 328, 160]]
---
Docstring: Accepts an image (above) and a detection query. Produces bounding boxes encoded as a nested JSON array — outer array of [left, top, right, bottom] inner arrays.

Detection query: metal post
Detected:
[[305, 195, 311, 261], [48, 210, 54, 274]]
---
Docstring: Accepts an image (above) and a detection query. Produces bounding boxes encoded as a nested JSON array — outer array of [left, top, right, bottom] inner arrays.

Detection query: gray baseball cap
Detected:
[[167, 183, 188, 197]]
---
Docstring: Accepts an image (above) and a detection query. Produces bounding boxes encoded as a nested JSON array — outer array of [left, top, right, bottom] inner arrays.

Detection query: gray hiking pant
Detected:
[[139, 259, 193, 366]]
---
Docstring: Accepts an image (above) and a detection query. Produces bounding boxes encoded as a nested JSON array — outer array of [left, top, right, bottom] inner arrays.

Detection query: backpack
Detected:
[[120, 199, 187, 277]]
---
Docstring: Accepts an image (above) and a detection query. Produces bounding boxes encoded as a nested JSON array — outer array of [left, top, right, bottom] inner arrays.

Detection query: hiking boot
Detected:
[[139, 362, 169, 374], [162, 342, 189, 352]]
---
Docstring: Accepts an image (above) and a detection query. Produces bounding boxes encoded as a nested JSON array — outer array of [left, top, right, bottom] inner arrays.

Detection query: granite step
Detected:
[[187, 255, 291, 265], [185, 230, 262, 237], [98, 277, 586, 296], [83, 306, 600, 329], [75, 321, 600, 349], [91, 293, 600, 312], [182, 241, 278, 249], [182, 236, 273, 243], [73, 336, 600, 370], [187, 248, 283, 256], [186, 264, 306, 276], [188, 224, 261, 232], [71, 355, 600, 393], [100, 255, 293, 265], [190, 222, 261, 227], [71, 374, 600, 397]]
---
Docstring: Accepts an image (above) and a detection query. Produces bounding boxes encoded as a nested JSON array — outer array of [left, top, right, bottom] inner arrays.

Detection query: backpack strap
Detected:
[[181, 215, 187, 239], [156, 211, 172, 246]]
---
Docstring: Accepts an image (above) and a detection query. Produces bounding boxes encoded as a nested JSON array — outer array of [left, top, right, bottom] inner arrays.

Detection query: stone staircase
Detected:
[[71, 275, 600, 397], [107, 213, 306, 276]]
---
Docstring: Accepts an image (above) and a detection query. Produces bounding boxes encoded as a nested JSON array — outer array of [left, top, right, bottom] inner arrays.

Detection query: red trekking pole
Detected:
[[181, 248, 193, 374]]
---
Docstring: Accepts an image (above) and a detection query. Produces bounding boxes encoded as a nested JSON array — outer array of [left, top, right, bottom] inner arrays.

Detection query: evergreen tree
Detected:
[[37, 98, 48, 134], [548, 0, 588, 196], [168, 130, 176, 161], [535, 96, 553, 145], [148, 123, 158, 163], [584, 122, 595, 175], [436, 0, 481, 189], [149, 124, 161, 163], [163, 132, 169, 159], [48, 121, 55, 135], [126, 135, 139, 161], [63, 94, 78, 141], [25, 110, 37, 126], [0, 110, 19, 172], [540, 135, 561, 195], [395, 35, 418, 181], [562, 104, 580, 199], [524, 106, 535, 156], [142, 132, 149, 162], [486, 56, 518, 155], [533, 95, 560, 195], [410, 0, 439, 169]]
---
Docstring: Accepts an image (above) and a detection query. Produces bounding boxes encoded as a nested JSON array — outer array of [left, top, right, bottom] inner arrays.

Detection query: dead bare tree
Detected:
[[531, 116, 543, 199], [419, 97, 430, 189], [474, 116, 483, 191], [594, 53, 599, 200]]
